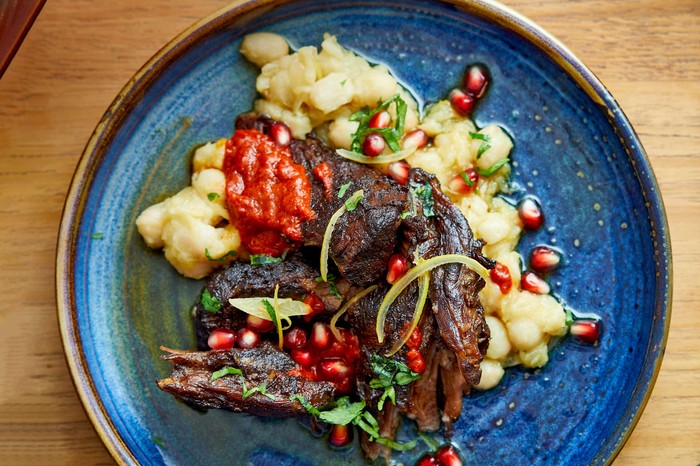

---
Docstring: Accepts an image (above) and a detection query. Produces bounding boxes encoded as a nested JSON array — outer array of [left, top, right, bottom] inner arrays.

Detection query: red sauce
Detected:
[[223, 129, 315, 256], [313, 162, 333, 198]]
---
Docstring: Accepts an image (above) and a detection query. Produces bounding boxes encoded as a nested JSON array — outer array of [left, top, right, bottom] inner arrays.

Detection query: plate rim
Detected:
[[55, 0, 673, 464]]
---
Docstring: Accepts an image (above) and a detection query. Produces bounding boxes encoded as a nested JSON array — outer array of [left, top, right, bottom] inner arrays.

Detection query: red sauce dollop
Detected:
[[223, 129, 315, 256]]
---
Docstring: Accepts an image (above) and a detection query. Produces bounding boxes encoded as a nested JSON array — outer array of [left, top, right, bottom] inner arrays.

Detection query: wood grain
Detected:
[[0, 0, 697, 464]]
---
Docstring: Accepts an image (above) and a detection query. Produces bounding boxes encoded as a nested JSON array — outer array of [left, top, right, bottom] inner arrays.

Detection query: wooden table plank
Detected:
[[1, 0, 697, 464]]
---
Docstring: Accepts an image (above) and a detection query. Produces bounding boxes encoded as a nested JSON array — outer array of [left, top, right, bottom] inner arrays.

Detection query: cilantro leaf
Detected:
[[337, 182, 351, 198], [250, 254, 284, 265], [207, 192, 220, 201], [469, 131, 491, 142], [205, 248, 237, 262], [344, 191, 363, 212], [477, 157, 510, 177], [477, 142, 492, 159], [349, 94, 408, 154], [317, 397, 366, 425], [242, 381, 276, 400], [262, 299, 278, 331], [290, 394, 321, 417], [409, 181, 434, 217], [201, 289, 222, 313], [460, 171, 476, 187], [211, 366, 243, 381]]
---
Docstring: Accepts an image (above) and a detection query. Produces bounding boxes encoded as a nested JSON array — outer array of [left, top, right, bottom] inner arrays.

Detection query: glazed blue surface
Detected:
[[64, 0, 670, 465]]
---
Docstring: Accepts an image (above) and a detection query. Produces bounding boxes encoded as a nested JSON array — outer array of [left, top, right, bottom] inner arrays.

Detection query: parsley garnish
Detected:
[[201, 289, 222, 313], [418, 432, 441, 452], [459, 171, 476, 187], [290, 394, 321, 417], [337, 182, 351, 198], [409, 182, 435, 217], [207, 192, 220, 201], [250, 254, 284, 265], [344, 192, 363, 211], [315, 273, 343, 298], [151, 436, 166, 448], [368, 355, 422, 410], [349, 94, 407, 153], [293, 395, 416, 451], [205, 248, 237, 262], [470, 132, 492, 159], [400, 211, 412, 219], [477, 157, 510, 177], [242, 381, 276, 400], [211, 366, 243, 381], [262, 299, 278, 330]]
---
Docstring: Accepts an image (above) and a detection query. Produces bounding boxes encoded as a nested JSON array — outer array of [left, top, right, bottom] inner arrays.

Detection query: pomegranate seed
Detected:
[[362, 133, 385, 157], [386, 254, 409, 284], [406, 327, 423, 350], [436, 445, 463, 466], [402, 129, 428, 149], [236, 328, 260, 349], [368, 110, 391, 129], [339, 328, 359, 348], [521, 271, 551, 294], [570, 320, 601, 344], [310, 322, 332, 350], [416, 453, 441, 466], [334, 376, 354, 394], [207, 328, 236, 350], [317, 357, 351, 381], [270, 121, 291, 146], [463, 63, 489, 99], [449, 88, 475, 115], [518, 197, 544, 230], [284, 327, 307, 350], [406, 349, 426, 374], [489, 262, 513, 294], [530, 245, 562, 272], [291, 348, 313, 367], [448, 168, 479, 194], [388, 161, 410, 185], [246, 314, 275, 333], [328, 424, 353, 448], [303, 293, 326, 322]]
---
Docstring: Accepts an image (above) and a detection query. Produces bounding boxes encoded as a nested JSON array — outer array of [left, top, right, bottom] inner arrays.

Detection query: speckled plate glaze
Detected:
[[56, 0, 671, 465]]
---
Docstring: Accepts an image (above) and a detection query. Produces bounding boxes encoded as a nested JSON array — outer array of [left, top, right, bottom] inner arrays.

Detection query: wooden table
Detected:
[[1, 0, 697, 464]]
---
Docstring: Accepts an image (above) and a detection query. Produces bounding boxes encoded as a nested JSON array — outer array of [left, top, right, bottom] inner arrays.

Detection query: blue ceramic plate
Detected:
[[56, 0, 671, 464]]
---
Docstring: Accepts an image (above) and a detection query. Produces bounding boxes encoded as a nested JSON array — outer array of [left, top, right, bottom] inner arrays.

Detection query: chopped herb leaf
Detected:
[[316, 273, 342, 298], [211, 366, 243, 381], [477, 157, 510, 177], [337, 182, 351, 198], [205, 248, 237, 262], [344, 191, 363, 211], [317, 397, 366, 425], [201, 289, 222, 313], [151, 436, 166, 448], [469, 131, 491, 142], [242, 381, 276, 400], [459, 171, 476, 187], [375, 436, 417, 451], [409, 181, 435, 217], [340, 79, 347, 86], [418, 432, 441, 452], [377, 385, 395, 411], [565, 309, 574, 327], [349, 94, 407, 154], [262, 299, 278, 331], [250, 254, 284, 265], [290, 394, 321, 417], [207, 192, 220, 201], [400, 211, 412, 219], [91, 233, 104, 239], [477, 142, 492, 159]]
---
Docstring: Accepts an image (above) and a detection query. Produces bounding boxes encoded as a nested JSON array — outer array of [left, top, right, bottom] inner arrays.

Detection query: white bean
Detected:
[[474, 359, 505, 391], [240, 32, 289, 68], [485, 315, 511, 360], [506, 317, 544, 351]]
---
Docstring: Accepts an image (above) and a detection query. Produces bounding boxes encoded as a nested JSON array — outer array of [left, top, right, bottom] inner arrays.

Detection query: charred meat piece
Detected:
[[361, 400, 402, 463], [405, 344, 441, 432], [195, 251, 347, 349], [404, 168, 494, 387], [236, 114, 409, 288], [157, 342, 336, 417], [438, 349, 468, 438]]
